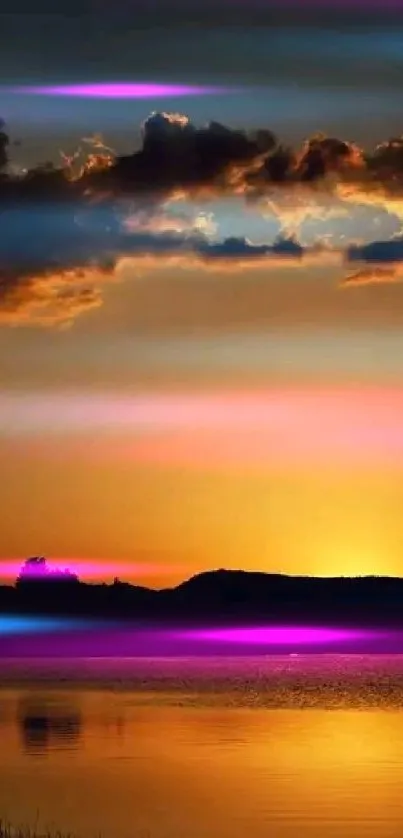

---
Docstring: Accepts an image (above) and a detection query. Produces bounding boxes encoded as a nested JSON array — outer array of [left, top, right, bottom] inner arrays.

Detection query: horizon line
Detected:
[[1, 561, 403, 589]]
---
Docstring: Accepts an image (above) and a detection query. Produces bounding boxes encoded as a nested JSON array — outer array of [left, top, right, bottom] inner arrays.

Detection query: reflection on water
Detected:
[[0, 657, 403, 838], [18, 696, 81, 754]]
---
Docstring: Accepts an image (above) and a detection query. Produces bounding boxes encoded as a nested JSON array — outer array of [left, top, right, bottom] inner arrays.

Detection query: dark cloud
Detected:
[[2, 110, 403, 208], [0, 118, 9, 172], [347, 237, 403, 264], [342, 236, 403, 285], [195, 235, 304, 260], [0, 198, 309, 326], [1, 230, 309, 324], [83, 116, 367, 199], [3, 110, 403, 324], [84, 112, 278, 201], [77, 116, 403, 203]]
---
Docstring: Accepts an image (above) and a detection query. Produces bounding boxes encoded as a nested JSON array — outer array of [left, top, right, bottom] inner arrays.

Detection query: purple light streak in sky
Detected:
[[7, 83, 233, 99]]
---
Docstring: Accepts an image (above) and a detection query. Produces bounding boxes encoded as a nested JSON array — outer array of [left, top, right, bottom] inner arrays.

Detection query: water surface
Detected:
[[1, 655, 403, 838]]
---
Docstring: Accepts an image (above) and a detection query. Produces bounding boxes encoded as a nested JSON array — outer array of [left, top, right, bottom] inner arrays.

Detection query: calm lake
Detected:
[[1, 655, 403, 838]]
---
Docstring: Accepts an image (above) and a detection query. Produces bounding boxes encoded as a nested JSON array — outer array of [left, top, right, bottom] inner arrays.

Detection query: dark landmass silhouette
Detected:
[[1, 557, 403, 627]]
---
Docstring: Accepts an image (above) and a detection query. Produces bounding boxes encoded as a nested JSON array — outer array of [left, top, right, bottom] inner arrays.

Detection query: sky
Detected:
[[2, 2, 403, 586]]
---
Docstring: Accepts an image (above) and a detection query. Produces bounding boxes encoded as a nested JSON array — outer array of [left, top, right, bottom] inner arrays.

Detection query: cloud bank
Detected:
[[2, 111, 403, 326]]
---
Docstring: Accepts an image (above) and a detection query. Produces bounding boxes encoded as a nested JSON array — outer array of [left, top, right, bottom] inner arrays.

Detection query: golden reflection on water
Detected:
[[0, 689, 402, 838]]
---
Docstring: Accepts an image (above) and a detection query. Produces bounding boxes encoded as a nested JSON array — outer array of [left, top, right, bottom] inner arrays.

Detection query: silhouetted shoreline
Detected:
[[3, 560, 403, 628]]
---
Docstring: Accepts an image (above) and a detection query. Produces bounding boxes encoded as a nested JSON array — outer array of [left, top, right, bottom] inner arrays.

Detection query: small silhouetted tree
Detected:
[[16, 556, 79, 587]]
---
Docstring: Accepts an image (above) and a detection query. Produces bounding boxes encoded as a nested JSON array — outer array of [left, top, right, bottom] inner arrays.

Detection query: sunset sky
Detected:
[[2, 1, 403, 586]]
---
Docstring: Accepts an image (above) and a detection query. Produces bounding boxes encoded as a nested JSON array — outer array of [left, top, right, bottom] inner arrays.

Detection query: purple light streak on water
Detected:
[[7, 83, 232, 99], [0, 624, 395, 660], [180, 627, 371, 645]]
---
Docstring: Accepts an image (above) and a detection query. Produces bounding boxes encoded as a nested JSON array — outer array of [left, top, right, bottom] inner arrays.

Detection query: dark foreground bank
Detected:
[[3, 564, 403, 628]]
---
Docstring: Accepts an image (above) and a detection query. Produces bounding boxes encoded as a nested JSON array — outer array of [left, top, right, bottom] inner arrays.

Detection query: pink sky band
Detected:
[[3, 386, 403, 469], [0, 559, 183, 581]]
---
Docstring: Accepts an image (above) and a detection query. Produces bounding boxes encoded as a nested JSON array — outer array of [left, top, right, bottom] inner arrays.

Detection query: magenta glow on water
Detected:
[[179, 627, 372, 645]]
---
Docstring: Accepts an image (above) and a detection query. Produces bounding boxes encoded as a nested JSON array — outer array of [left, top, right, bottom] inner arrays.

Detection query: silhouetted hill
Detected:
[[2, 567, 403, 626]]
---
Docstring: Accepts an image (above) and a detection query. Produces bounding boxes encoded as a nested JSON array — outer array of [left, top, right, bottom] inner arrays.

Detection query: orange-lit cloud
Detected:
[[4, 111, 403, 325], [341, 266, 401, 286]]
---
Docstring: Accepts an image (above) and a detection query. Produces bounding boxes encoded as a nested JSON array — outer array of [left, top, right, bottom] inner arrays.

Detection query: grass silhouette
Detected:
[[0, 823, 74, 838]]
